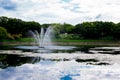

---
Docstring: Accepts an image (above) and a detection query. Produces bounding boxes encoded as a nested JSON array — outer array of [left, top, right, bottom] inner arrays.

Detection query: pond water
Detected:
[[0, 45, 120, 80]]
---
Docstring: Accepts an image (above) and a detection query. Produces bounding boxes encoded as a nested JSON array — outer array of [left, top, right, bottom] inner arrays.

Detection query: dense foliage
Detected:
[[0, 16, 41, 37], [0, 16, 120, 40], [0, 27, 8, 39], [74, 21, 117, 39]]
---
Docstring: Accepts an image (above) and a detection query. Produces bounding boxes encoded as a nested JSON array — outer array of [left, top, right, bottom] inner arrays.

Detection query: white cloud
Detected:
[[0, 0, 120, 25], [0, 60, 120, 80]]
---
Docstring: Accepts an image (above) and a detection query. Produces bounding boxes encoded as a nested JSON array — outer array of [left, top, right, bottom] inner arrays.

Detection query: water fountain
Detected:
[[30, 26, 53, 48], [15, 26, 75, 53]]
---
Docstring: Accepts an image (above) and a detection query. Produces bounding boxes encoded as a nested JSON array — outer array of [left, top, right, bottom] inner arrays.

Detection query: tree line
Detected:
[[0, 16, 120, 40]]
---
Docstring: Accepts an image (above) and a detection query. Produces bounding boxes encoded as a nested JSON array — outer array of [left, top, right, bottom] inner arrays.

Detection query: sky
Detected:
[[0, 60, 120, 80], [0, 0, 120, 25]]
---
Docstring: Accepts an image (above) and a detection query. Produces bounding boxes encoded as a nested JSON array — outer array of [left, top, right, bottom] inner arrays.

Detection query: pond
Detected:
[[0, 45, 120, 80]]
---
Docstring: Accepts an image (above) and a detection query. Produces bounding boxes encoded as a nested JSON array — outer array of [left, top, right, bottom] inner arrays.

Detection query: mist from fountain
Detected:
[[30, 26, 53, 48]]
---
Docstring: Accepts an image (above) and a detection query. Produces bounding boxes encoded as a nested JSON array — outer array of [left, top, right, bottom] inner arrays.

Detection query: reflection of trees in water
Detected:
[[0, 54, 40, 69]]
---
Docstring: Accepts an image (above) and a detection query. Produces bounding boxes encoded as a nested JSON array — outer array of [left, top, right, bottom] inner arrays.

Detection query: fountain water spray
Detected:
[[15, 26, 75, 52], [30, 26, 53, 48]]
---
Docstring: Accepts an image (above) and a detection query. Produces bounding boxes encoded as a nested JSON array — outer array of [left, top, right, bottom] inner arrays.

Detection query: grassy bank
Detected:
[[0, 38, 117, 42], [0, 38, 34, 42], [53, 39, 116, 42], [0, 38, 120, 46]]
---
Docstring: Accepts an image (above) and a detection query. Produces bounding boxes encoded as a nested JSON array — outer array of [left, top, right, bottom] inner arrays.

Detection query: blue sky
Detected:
[[0, 0, 16, 10], [0, 0, 119, 25]]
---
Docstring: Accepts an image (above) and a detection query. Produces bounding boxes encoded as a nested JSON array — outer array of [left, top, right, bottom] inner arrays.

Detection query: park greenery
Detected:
[[0, 16, 120, 41], [0, 27, 8, 39]]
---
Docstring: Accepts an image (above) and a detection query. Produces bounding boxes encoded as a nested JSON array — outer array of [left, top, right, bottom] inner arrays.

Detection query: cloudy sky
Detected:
[[0, 0, 120, 25]]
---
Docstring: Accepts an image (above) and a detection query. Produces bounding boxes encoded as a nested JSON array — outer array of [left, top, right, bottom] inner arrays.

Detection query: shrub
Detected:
[[59, 33, 83, 39], [0, 27, 8, 39], [100, 36, 114, 40], [8, 33, 22, 40]]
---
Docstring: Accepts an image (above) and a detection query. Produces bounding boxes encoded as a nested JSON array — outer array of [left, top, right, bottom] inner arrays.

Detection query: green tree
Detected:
[[75, 22, 98, 39], [112, 23, 120, 39], [0, 16, 8, 27], [0, 27, 8, 39], [75, 21, 115, 39], [41, 24, 51, 28], [62, 23, 74, 33], [51, 23, 62, 38], [0, 16, 41, 37]]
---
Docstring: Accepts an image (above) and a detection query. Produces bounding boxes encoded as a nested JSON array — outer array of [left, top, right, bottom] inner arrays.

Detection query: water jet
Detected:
[[30, 26, 53, 48], [15, 26, 75, 53]]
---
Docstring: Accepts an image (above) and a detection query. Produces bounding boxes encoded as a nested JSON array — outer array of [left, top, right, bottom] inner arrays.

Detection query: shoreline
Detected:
[[1, 42, 120, 46]]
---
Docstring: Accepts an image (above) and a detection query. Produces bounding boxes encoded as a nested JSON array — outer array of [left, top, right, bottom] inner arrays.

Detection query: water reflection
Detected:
[[1, 45, 120, 55], [60, 75, 72, 80], [0, 60, 120, 80], [0, 45, 120, 79], [0, 54, 40, 69]]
